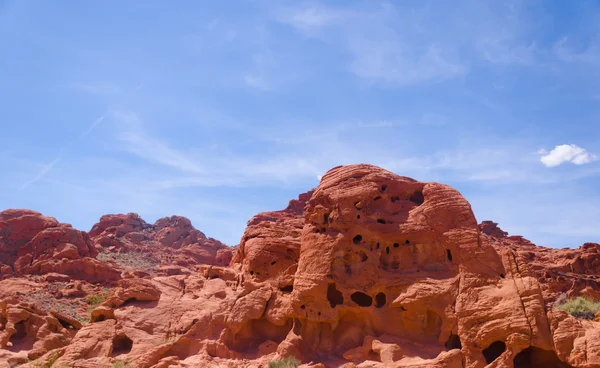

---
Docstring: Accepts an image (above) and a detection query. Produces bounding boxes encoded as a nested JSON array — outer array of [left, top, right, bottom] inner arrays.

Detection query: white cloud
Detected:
[[284, 6, 343, 31], [244, 73, 271, 90], [539, 144, 598, 167]]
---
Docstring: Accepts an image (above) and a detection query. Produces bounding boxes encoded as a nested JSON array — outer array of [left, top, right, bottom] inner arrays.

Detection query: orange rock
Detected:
[[2, 165, 600, 367]]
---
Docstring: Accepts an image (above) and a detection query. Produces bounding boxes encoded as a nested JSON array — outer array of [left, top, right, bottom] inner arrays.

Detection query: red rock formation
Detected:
[[0, 209, 119, 283], [1, 164, 599, 368]]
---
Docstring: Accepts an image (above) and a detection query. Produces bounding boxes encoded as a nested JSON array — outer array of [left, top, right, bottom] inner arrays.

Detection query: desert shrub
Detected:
[[556, 296, 600, 320], [268, 356, 300, 368], [110, 360, 128, 368], [86, 288, 111, 306]]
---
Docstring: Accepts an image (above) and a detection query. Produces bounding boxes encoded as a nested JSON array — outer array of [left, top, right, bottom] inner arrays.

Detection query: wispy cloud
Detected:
[[19, 113, 107, 191], [114, 111, 206, 174], [538, 144, 598, 167]]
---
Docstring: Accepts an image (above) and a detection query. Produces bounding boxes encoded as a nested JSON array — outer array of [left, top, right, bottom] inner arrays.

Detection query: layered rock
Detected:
[[0, 164, 599, 368]]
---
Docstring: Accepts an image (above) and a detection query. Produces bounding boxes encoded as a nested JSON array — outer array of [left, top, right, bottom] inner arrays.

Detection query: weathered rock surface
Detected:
[[90, 213, 233, 275], [0, 164, 599, 368]]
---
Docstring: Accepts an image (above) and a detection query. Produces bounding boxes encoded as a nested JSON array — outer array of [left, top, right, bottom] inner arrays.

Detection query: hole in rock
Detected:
[[96, 315, 106, 322], [381, 185, 388, 192], [351, 292, 373, 307], [391, 196, 400, 203], [300, 305, 305, 310], [376, 243, 380, 249], [445, 334, 462, 350], [327, 284, 344, 308], [112, 335, 133, 356], [271, 261, 276, 265], [359, 251, 368, 262], [353, 235, 362, 244], [446, 249, 453, 262], [345, 264, 352, 274], [280, 285, 293, 293], [374, 196, 382, 201], [375, 292, 386, 308], [386, 247, 390, 254], [377, 219, 386, 224], [249, 270, 254, 275], [357, 215, 361, 219], [405, 240, 410, 245], [320, 228, 327, 233], [12, 321, 27, 340], [409, 191, 425, 205], [58, 318, 77, 330], [500, 273, 505, 278], [393, 243, 399, 248], [209, 275, 220, 279], [483, 341, 506, 364], [513, 346, 573, 368], [324, 213, 329, 224]]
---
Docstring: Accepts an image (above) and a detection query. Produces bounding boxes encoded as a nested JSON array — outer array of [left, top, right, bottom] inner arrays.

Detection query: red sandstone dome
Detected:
[[0, 164, 599, 368]]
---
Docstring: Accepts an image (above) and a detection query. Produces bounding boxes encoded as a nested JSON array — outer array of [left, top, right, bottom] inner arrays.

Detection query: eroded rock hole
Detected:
[[377, 219, 386, 224], [351, 292, 373, 307], [445, 334, 462, 350], [405, 240, 410, 245], [375, 292, 386, 308], [391, 196, 400, 203], [327, 284, 344, 308], [409, 191, 425, 205], [513, 346, 573, 368], [323, 213, 330, 224], [12, 321, 26, 340], [359, 251, 368, 262], [249, 270, 254, 275], [393, 243, 399, 248], [386, 247, 390, 254], [373, 196, 382, 201], [500, 273, 505, 278], [357, 214, 361, 219], [381, 184, 387, 192], [483, 341, 506, 364], [446, 249, 453, 262], [58, 318, 76, 330], [300, 305, 305, 310], [280, 285, 293, 293], [271, 261, 276, 265], [376, 243, 380, 249], [112, 335, 133, 356], [353, 235, 362, 244]]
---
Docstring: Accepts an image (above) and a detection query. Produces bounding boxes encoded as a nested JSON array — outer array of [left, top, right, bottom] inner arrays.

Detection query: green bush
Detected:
[[556, 296, 600, 320], [268, 356, 300, 368], [86, 289, 111, 306], [110, 361, 128, 368]]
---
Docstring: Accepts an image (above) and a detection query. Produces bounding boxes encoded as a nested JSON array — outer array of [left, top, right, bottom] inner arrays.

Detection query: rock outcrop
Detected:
[[90, 213, 233, 275], [0, 164, 599, 368]]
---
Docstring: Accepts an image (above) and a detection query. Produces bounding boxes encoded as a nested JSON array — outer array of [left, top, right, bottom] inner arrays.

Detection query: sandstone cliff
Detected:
[[0, 164, 599, 368]]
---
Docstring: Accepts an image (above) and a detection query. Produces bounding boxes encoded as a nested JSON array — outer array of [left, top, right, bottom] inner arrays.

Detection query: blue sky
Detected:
[[1, 1, 599, 248]]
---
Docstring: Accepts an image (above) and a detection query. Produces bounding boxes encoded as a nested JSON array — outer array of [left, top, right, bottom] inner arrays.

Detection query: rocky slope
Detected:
[[1, 164, 599, 368]]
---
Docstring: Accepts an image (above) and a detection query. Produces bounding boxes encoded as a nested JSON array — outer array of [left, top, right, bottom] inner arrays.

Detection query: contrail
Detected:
[[19, 112, 107, 191]]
